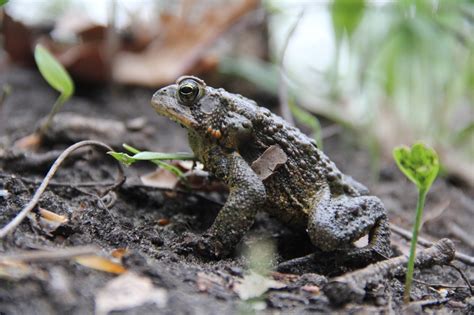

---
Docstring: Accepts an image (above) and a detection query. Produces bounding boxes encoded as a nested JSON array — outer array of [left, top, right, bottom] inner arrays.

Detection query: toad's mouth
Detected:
[[151, 88, 198, 129]]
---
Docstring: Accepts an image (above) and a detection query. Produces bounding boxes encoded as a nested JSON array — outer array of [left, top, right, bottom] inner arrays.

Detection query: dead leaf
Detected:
[[112, 0, 258, 86], [234, 271, 286, 300], [39, 208, 68, 224], [110, 248, 128, 259], [301, 285, 320, 294], [13, 133, 42, 150], [270, 271, 299, 283], [2, 13, 35, 66], [75, 255, 126, 274], [251, 144, 288, 180], [196, 271, 225, 292], [0, 261, 34, 280], [157, 218, 170, 226], [140, 168, 179, 189], [95, 272, 167, 315], [27, 207, 68, 235]]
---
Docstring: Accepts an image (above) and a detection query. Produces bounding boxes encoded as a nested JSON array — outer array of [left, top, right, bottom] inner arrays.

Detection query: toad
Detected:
[[151, 76, 391, 263]]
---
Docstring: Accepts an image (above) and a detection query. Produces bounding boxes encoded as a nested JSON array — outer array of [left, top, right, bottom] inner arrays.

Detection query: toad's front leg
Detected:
[[179, 149, 266, 259]]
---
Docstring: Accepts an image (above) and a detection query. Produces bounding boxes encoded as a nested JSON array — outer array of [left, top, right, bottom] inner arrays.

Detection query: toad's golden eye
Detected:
[[176, 76, 205, 105]]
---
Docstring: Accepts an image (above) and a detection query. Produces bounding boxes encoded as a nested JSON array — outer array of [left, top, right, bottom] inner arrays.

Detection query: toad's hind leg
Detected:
[[308, 194, 392, 264]]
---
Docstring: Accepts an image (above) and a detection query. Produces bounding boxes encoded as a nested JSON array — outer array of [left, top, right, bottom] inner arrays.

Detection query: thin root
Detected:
[[0, 140, 125, 238]]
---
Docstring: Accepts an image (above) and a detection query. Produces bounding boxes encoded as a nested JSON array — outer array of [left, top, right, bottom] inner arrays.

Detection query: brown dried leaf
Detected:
[[13, 133, 42, 150], [75, 255, 126, 274], [234, 271, 286, 300], [39, 208, 68, 224], [0, 261, 34, 280], [301, 285, 320, 294], [251, 144, 288, 180], [196, 271, 225, 292], [2, 13, 34, 66], [110, 248, 128, 259], [112, 0, 258, 86], [140, 168, 179, 189], [95, 272, 167, 315]]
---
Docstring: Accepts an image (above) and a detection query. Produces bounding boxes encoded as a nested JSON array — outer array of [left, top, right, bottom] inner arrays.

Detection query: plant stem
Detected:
[[404, 187, 428, 303], [40, 94, 67, 135]]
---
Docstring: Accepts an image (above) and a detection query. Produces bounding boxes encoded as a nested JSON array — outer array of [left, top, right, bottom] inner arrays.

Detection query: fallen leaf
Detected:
[[110, 248, 128, 259], [196, 271, 225, 292], [95, 272, 167, 315], [39, 208, 68, 224], [13, 132, 42, 150], [234, 271, 286, 300], [270, 271, 299, 283], [2, 13, 35, 66], [0, 261, 34, 280], [75, 255, 126, 274], [157, 218, 170, 226], [27, 207, 68, 235], [251, 144, 288, 180], [301, 285, 320, 294], [140, 168, 179, 189], [112, 0, 258, 86]]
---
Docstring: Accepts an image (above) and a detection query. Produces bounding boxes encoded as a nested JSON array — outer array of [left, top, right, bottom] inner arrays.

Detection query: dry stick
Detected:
[[0, 246, 100, 263], [390, 223, 474, 266], [277, 10, 304, 126], [0, 140, 125, 238], [323, 238, 455, 306]]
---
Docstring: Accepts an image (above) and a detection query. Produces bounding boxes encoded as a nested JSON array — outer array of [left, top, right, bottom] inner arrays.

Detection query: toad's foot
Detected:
[[172, 232, 227, 260]]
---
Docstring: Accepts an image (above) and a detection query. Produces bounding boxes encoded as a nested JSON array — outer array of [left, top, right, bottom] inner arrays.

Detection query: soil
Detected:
[[0, 67, 473, 314]]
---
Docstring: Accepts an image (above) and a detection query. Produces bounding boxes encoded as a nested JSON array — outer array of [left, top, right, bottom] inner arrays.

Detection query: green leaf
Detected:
[[331, 0, 366, 40], [132, 151, 195, 161], [34, 44, 74, 98], [0, 0, 9, 7], [107, 151, 136, 167], [393, 142, 440, 191]]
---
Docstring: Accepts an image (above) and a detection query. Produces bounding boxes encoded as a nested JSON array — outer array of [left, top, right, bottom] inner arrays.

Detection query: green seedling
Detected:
[[108, 143, 195, 179], [393, 142, 440, 303], [0, 0, 9, 7], [34, 44, 74, 134]]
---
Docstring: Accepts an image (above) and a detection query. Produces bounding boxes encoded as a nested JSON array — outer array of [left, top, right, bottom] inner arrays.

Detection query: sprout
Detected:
[[393, 142, 440, 303], [108, 144, 195, 178], [34, 44, 74, 134]]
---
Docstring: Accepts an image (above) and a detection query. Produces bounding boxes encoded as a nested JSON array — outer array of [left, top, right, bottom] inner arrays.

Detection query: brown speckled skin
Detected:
[[151, 77, 391, 261]]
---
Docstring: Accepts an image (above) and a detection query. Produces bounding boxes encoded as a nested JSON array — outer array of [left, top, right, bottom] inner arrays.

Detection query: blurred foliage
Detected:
[[35, 44, 74, 99], [331, 0, 365, 41], [224, 0, 473, 180], [0, 0, 8, 7], [34, 44, 74, 133]]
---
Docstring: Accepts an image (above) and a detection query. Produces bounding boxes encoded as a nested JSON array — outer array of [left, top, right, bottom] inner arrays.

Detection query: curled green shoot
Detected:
[[393, 142, 440, 303], [108, 143, 195, 179]]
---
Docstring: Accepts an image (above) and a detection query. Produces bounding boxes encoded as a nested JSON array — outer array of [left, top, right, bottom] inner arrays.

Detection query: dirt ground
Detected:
[[0, 67, 473, 314]]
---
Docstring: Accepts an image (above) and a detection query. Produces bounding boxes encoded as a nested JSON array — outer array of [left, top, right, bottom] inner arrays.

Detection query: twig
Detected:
[[447, 263, 474, 295], [390, 223, 474, 266], [413, 278, 469, 290], [277, 10, 304, 125], [323, 239, 456, 306], [406, 298, 450, 308], [0, 140, 125, 238], [0, 246, 99, 263]]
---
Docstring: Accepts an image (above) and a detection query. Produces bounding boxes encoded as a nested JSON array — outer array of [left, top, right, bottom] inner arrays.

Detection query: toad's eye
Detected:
[[176, 76, 205, 105]]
